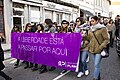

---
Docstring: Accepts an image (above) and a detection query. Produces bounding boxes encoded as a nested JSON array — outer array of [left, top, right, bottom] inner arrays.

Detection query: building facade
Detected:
[[3, 0, 79, 43], [79, 0, 110, 20], [110, 0, 120, 19], [2, 0, 111, 43]]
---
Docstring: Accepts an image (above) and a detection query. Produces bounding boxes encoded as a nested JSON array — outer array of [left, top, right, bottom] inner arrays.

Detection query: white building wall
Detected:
[[4, 0, 110, 44], [42, 1, 78, 23], [53, 11, 56, 22], [4, 0, 12, 43], [75, 0, 110, 17], [110, 0, 120, 16], [95, 0, 110, 17]]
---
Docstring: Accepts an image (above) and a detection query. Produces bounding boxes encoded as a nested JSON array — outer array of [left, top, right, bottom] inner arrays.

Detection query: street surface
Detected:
[[0, 43, 120, 80]]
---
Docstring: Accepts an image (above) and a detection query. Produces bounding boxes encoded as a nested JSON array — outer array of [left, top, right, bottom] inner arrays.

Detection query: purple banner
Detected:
[[11, 33, 82, 71]]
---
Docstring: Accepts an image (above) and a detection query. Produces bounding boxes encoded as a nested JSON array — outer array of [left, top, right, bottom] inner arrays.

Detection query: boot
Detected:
[[49, 67, 56, 71], [29, 63, 33, 68], [98, 73, 101, 80], [39, 65, 47, 74], [6, 77, 12, 80], [93, 78, 98, 80], [24, 61, 29, 69]]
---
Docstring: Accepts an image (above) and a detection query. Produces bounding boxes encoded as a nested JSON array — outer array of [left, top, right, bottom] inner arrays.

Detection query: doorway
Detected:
[[13, 17, 24, 31]]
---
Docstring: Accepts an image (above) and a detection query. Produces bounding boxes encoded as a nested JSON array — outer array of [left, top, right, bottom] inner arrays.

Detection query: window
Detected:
[[13, 3, 24, 16], [0, 0, 4, 33], [0, 10, 4, 32], [30, 6, 40, 23], [45, 10, 53, 20], [56, 12, 62, 24], [13, 2, 24, 9], [0, 0, 3, 6], [65, 14, 70, 21]]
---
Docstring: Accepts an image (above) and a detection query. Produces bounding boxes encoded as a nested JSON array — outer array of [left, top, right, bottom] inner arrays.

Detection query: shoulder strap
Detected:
[[93, 31, 101, 45]]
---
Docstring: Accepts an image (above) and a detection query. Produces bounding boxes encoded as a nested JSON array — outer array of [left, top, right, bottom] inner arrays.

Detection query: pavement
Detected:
[[2, 43, 11, 60], [2, 43, 11, 51], [1, 43, 120, 80]]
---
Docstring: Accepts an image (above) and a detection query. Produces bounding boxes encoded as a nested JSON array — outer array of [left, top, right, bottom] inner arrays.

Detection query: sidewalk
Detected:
[[2, 43, 11, 60], [2, 43, 11, 52]]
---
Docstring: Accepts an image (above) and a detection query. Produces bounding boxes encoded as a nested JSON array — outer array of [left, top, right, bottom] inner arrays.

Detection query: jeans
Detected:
[[92, 53, 102, 79], [79, 51, 88, 72]]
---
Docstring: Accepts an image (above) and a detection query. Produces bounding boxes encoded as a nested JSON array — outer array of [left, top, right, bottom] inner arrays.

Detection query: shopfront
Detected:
[[43, 1, 72, 24], [30, 6, 40, 24], [12, 2, 24, 31], [45, 10, 53, 20], [12, 0, 42, 31]]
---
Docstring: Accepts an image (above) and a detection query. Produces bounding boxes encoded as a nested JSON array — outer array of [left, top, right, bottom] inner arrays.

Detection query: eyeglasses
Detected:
[[62, 22, 67, 24]]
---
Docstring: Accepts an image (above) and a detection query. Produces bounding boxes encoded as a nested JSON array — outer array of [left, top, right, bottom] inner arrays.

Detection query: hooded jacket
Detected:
[[86, 23, 110, 54]]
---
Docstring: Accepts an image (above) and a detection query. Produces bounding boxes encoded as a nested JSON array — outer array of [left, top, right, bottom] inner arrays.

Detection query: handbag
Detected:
[[93, 32, 109, 58]]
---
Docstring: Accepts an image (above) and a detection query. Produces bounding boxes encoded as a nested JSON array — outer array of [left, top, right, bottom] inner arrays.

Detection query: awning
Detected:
[[80, 9, 94, 16]]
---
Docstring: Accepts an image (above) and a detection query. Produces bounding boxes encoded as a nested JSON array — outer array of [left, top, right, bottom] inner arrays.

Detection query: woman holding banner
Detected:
[[74, 17, 89, 78], [38, 19, 56, 74], [59, 20, 70, 74], [0, 33, 12, 80], [24, 23, 34, 69], [86, 16, 109, 80], [11, 25, 23, 68], [31, 24, 44, 72]]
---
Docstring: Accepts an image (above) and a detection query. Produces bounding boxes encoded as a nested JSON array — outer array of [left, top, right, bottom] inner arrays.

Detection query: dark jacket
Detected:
[[0, 36, 5, 61], [115, 19, 120, 30]]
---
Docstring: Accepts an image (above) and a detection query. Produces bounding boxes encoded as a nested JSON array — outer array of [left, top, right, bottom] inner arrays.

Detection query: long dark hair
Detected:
[[37, 24, 44, 32], [11, 25, 21, 32], [24, 23, 31, 32], [60, 20, 69, 33], [108, 19, 114, 24], [45, 18, 53, 28], [91, 16, 99, 21], [76, 17, 85, 25]]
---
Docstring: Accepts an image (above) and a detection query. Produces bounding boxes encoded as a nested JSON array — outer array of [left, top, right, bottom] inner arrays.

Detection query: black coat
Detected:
[[0, 37, 5, 61]]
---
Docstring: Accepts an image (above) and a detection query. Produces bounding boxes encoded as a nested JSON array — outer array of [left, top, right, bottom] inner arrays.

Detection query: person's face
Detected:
[[27, 25, 31, 30], [62, 22, 68, 28], [38, 25, 42, 30], [91, 18, 98, 26], [44, 22, 47, 26], [76, 19, 81, 26], [0, 33, 3, 36], [118, 16, 120, 19], [14, 27, 18, 31], [53, 24, 56, 28], [110, 21, 113, 24]]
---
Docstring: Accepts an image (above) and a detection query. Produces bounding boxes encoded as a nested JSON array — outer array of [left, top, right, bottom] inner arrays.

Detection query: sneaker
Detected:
[[6, 77, 12, 80], [24, 66, 29, 69], [77, 72, 84, 78], [39, 68, 47, 74], [60, 70, 67, 75], [85, 70, 89, 76], [49, 67, 56, 71]]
